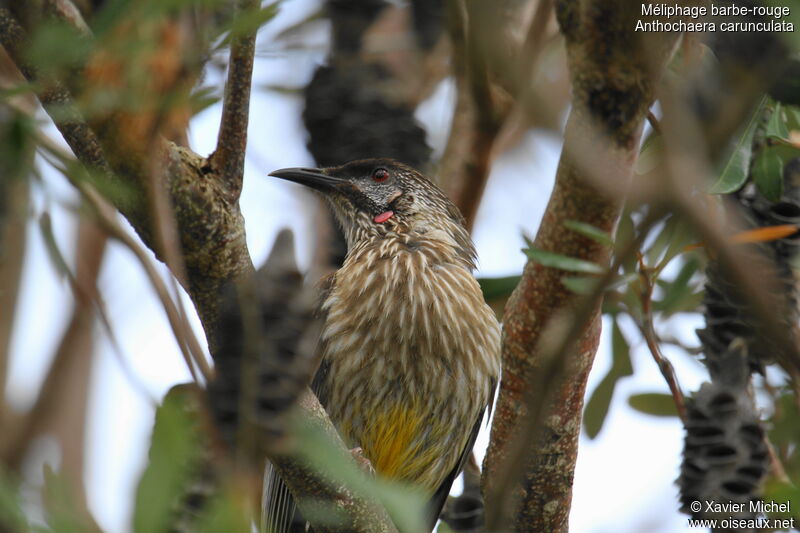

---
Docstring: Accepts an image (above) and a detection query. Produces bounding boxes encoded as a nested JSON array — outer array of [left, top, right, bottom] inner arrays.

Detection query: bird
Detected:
[[263, 158, 501, 532]]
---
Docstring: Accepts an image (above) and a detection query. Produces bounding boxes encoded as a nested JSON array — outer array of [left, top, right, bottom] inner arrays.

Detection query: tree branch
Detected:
[[636, 256, 687, 422], [0, 7, 255, 345], [2, 7, 403, 532], [0, 211, 105, 533], [266, 391, 400, 533], [0, 90, 34, 421], [0, 5, 148, 242], [0, 8, 110, 175], [482, 1, 681, 530], [438, 0, 509, 232], [43, 0, 90, 35], [35, 132, 211, 382], [210, 0, 259, 195]]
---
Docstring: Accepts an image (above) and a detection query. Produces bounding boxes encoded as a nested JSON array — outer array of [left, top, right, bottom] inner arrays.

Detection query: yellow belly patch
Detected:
[[352, 403, 444, 490]]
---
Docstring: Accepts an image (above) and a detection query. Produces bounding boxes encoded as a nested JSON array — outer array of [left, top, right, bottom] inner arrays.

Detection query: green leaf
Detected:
[[478, 276, 520, 301], [660, 219, 695, 270], [224, 3, 281, 42], [561, 276, 596, 295], [635, 132, 663, 176], [628, 393, 679, 417], [133, 387, 202, 533], [609, 272, 640, 291], [294, 417, 428, 533], [197, 492, 250, 533], [614, 212, 636, 273], [260, 84, 305, 95], [762, 482, 800, 523], [563, 273, 637, 296], [654, 287, 704, 316], [767, 388, 800, 448], [189, 86, 221, 116], [564, 220, 613, 246], [619, 279, 645, 322], [521, 231, 535, 249], [653, 256, 701, 316], [584, 377, 616, 439], [752, 146, 786, 202], [42, 466, 94, 533], [709, 96, 768, 194], [25, 21, 90, 77], [524, 247, 604, 274], [766, 101, 790, 140], [612, 320, 633, 376], [584, 320, 632, 438], [785, 105, 800, 131], [39, 213, 71, 281], [273, 6, 325, 41], [645, 215, 677, 267], [0, 471, 31, 532]]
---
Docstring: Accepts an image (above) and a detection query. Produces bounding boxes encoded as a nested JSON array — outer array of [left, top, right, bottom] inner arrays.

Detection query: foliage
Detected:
[[133, 389, 203, 533]]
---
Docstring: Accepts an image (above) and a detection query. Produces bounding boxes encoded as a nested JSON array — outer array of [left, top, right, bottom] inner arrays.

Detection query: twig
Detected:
[[646, 111, 662, 136], [142, 132, 212, 381], [6, 6, 402, 531], [3, 90, 212, 383], [2, 216, 110, 533], [764, 435, 792, 485], [170, 274, 213, 382], [0, 129, 31, 425], [37, 135, 209, 384], [211, 0, 260, 194], [636, 254, 687, 422], [83, 182, 205, 384], [43, 0, 91, 35], [438, 0, 555, 229], [3, 5, 258, 354], [0, 9, 110, 176], [516, 0, 555, 93], [438, 0, 504, 232], [659, 335, 703, 355]]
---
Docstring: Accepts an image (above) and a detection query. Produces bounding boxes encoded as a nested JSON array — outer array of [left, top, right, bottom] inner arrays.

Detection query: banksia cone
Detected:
[[303, 63, 432, 169], [208, 229, 321, 456], [680, 136, 800, 523], [679, 345, 769, 521]]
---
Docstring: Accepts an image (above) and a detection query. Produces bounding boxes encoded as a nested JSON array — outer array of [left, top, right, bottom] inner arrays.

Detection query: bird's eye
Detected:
[[372, 168, 389, 182]]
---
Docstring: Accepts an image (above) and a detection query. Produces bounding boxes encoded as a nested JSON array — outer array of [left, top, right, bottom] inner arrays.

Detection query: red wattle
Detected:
[[373, 211, 394, 223]]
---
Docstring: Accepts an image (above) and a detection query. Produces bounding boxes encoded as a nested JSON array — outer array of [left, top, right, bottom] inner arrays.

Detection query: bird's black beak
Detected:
[[268, 167, 347, 193]]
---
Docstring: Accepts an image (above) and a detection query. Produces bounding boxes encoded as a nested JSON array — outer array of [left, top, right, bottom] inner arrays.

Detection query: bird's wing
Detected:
[[261, 275, 336, 533], [261, 465, 300, 533], [261, 357, 332, 533], [425, 376, 497, 530]]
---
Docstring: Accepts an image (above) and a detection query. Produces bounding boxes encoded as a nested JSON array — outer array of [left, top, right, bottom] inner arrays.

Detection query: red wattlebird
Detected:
[[264, 158, 501, 532]]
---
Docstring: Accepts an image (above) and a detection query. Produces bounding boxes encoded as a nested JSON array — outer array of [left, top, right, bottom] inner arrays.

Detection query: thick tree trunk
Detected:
[[482, 2, 682, 531]]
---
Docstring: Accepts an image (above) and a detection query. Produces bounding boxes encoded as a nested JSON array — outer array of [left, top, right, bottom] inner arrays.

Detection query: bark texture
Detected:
[[482, 2, 681, 531]]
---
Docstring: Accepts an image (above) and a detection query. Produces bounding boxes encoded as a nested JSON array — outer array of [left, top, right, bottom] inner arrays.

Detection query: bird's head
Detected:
[[269, 158, 475, 267]]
